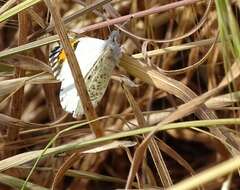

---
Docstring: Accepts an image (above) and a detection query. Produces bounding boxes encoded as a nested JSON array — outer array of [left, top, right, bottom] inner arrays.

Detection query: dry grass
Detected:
[[0, 0, 240, 189]]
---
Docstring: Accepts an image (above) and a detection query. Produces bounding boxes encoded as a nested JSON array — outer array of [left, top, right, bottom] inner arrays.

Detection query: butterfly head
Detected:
[[105, 30, 121, 60]]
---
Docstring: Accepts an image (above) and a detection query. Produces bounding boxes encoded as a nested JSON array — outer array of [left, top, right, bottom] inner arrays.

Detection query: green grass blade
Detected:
[[0, 173, 49, 190]]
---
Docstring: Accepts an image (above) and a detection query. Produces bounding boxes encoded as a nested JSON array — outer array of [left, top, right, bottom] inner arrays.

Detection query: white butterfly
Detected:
[[50, 31, 121, 118]]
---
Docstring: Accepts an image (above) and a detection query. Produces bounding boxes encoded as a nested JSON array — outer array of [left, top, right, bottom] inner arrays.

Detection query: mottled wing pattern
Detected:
[[74, 33, 121, 117], [73, 31, 121, 117]]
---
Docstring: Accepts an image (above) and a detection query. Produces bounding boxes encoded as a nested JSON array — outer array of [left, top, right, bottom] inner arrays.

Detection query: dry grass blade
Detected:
[[132, 37, 217, 59], [155, 138, 196, 176], [1, 54, 52, 72], [0, 0, 16, 15], [167, 156, 240, 190], [219, 61, 240, 88], [0, 0, 42, 22], [82, 140, 137, 153], [44, 0, 112, 33], [0, 35, 59, 58], [26, 73, 56, 84], [52, 140, 136, 189], [52, 152, 80, 190], [16, 166, 130, 186], [26, 8, 46, 28], [122, 84, 173, 187], [65, 169, 129, 185], [206, 91, 240, 109], [0, 73, 55, 104], [0, 77, 25, 98], [0, 113, 46, 128]]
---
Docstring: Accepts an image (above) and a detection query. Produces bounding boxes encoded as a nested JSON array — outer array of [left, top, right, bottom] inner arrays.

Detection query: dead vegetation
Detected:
[[0, 0, 240, 189]]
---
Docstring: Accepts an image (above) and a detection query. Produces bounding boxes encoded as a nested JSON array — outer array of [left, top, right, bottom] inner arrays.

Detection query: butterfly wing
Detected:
[[50, 37, 107, 116], [50, 32, 121, 118]]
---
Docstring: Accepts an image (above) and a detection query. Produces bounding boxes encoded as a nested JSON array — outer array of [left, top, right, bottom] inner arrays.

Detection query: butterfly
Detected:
[[50, 31, 121, 118]]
